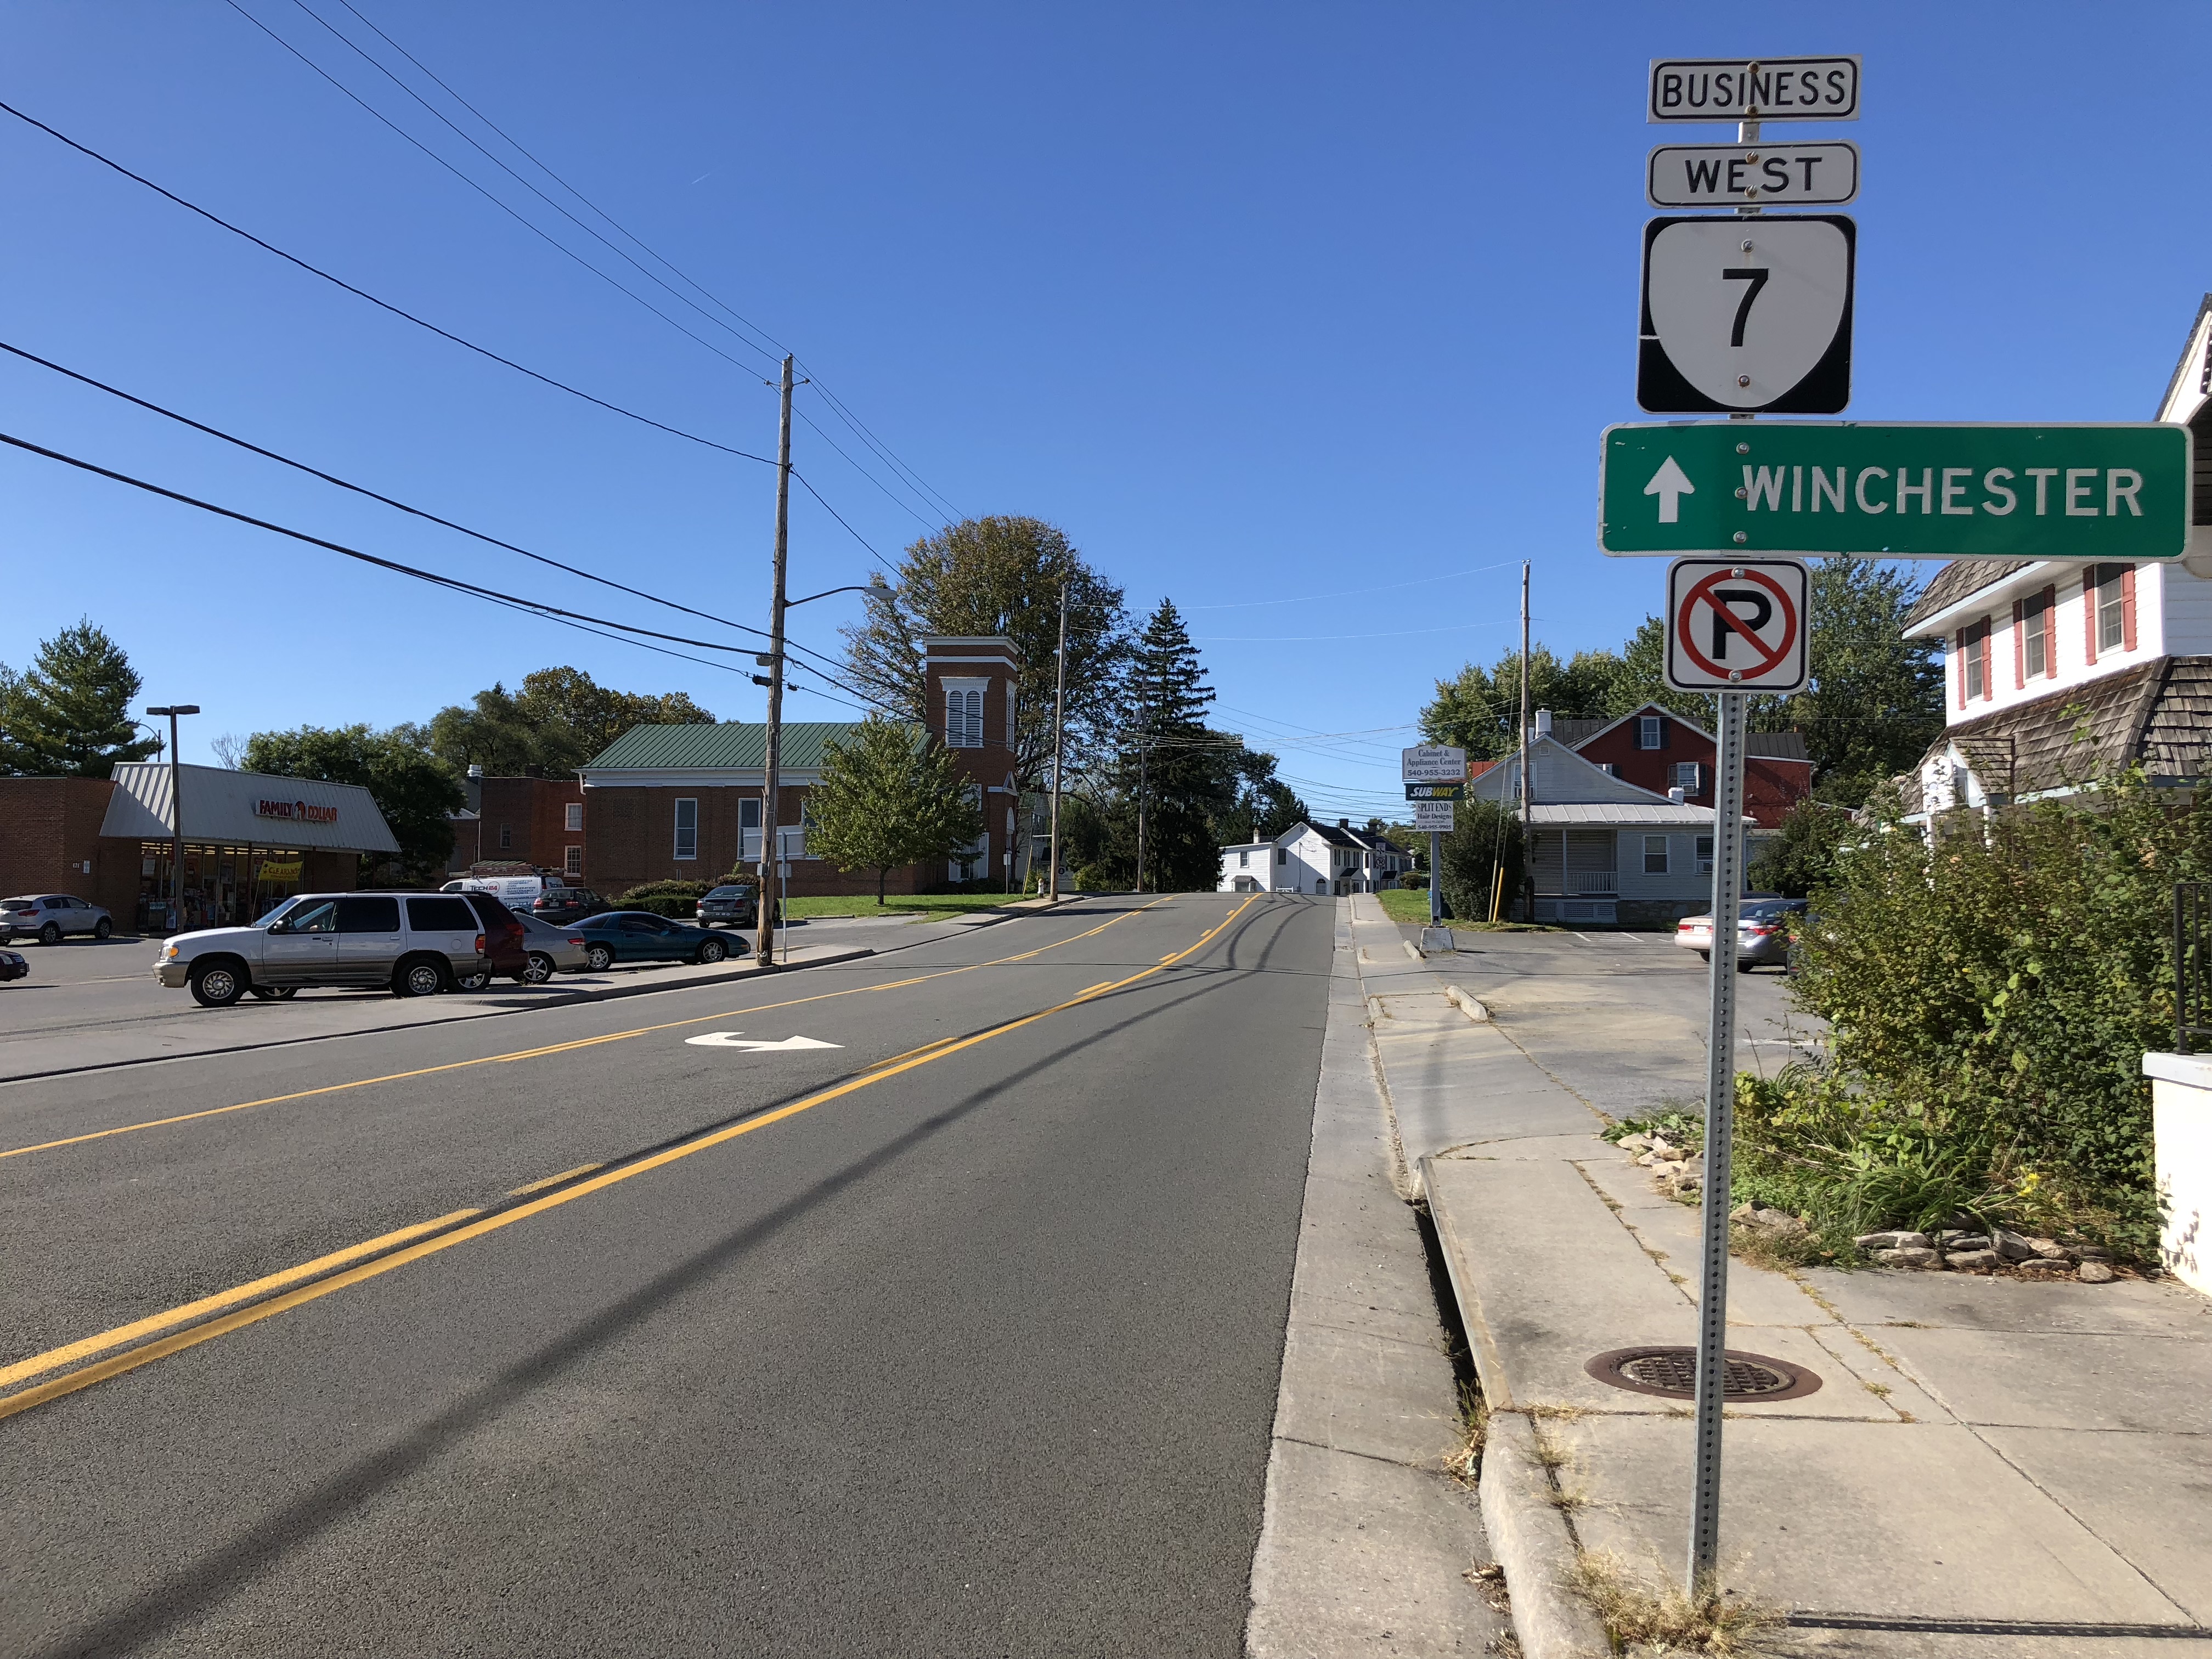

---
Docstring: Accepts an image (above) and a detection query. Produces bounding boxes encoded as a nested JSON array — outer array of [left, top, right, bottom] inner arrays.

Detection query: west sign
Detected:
[[1599, 422, 2192, 561]]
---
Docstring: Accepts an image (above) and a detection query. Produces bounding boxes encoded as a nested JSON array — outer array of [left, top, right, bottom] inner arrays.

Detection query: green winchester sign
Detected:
[[1599, 422, 2192, 560]]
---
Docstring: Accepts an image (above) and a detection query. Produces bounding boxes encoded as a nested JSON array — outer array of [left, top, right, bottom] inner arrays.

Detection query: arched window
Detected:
[[946, 686, 984, 748]]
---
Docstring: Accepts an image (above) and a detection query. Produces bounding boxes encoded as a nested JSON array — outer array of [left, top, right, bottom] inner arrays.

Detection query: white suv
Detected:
[[155, 891, 504, 1007]]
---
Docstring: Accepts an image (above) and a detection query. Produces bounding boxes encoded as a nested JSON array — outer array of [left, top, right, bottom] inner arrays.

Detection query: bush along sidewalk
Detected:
[[1622, 769, 2201, 1277]]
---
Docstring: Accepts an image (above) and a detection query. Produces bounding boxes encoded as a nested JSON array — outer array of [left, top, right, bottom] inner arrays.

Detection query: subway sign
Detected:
[[1598, 422, 2192, 560]]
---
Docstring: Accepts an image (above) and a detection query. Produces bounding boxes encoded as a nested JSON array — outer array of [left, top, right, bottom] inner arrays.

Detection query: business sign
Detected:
[[254, 798, 339, 826], [1640, 215, 1854, 414], [1647, 142, 1858, 208], [1664, 558, 1810, 692], [1405, 782, 1466, 802], [1649, 57, 1859, 123], [1401, 745, 1468, 783], [1412, 800, 1457, 833], [1600, 422, 2193, 560]]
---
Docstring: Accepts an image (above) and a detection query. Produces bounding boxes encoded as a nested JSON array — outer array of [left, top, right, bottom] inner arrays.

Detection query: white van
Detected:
[[444, 874, 561, 906]]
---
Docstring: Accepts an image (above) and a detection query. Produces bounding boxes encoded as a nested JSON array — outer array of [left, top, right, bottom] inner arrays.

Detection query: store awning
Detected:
[[100, 762, 399, 854]]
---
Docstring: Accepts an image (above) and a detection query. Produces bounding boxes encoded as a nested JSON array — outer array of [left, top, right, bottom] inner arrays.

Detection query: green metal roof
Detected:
[[584, 721, 883, 771]]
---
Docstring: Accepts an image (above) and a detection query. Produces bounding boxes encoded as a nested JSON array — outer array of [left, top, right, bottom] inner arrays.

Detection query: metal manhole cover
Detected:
[[1584, 1345, 1821, 1402]]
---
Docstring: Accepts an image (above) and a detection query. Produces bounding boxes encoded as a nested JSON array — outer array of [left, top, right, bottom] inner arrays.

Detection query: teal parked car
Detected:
[[572, 910, 735, 973]]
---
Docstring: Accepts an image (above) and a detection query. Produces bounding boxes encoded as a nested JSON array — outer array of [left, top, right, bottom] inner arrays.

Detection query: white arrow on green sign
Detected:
[[1599, 422, 2192, 560]]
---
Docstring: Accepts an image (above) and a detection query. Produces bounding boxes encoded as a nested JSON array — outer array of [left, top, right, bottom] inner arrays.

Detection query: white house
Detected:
[[1217, 820, 1413, 895], [1898, 294, 2212, 817], [1469, 718, 1755, 927]]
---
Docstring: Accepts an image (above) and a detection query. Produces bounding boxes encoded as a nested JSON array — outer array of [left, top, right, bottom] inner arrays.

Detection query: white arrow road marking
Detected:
[[684, 1032, 844, 1051], [1644, 455, 1695, 523]]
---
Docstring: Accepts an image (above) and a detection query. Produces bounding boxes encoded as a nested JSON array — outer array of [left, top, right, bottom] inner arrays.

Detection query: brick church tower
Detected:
[[919, 636, 1022, 885]]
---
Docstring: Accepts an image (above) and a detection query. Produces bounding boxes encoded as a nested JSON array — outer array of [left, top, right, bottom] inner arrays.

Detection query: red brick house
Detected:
[[575, 636, 1023, 898], [1554, 704, 1813, 828]]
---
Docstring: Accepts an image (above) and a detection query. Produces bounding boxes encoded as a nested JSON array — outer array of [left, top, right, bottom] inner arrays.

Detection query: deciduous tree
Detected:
[[243, 724, 463, 883], [805, 716, 985, 902]]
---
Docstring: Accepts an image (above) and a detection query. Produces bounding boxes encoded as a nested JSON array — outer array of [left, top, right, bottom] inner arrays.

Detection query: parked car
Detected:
[[1, 894, 114, 945], [1673, 899, 1810, 971], [156, 890, 512, 1007], [445, 874, 563, 906], [571, 910, 735, 972], [0, 947, 27, 981], [531, 887, 609, 926], [447, 892, 533, 991], [696, 883, 760, 929], [512, 912, 589, 985]]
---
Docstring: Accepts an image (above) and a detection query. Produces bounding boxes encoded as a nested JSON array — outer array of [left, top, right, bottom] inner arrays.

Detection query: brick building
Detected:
[[576, 636, 1023, 898], [0, 762, 396, 933], [445, 772, 587, 882]]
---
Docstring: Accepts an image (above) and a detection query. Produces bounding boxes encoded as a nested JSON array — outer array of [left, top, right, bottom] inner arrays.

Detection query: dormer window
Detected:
[[1638, 716, 1663, 749]]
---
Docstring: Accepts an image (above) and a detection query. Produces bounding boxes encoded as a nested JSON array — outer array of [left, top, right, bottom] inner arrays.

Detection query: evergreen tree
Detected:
[[1117, 600, 1234, 891], [805, 716, 985, 902], [2, 620, 160, 777]]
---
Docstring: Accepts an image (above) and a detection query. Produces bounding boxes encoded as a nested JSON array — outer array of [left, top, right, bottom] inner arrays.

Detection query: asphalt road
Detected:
[[2, 892, 1336, 1658]]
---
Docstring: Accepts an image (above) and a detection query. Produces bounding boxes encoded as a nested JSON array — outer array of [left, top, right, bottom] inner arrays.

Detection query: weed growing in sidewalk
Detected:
[[1567, 1552, 1781, 1655], [1447, 1381, 1488, 1488]]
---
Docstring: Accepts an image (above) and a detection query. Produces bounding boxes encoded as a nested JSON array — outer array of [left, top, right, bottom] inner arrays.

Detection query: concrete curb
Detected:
[[1477, 1415, 1610, 1659], [1420, 1152, 1610, 1659], [0, 946, 881, 1086]]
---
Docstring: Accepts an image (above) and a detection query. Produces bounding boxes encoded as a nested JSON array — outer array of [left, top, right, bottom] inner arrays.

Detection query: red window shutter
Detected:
[[1955, 629, 1969, 708], [2042, 585, 2058, 676], [2083, 569, 2098, 666], [2011, 600, 2024, 689], [2122, 566, 2138, 650]]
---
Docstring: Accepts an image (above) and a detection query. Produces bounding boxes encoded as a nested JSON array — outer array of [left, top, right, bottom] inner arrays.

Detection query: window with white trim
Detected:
[[1638, 716, 1663, 749], [1671, 761, 1701, 793], [741, 797, 762, 862], [1276, 848, 1286, 865], [565, 802, 584, 832], [1643, 834, 1669, 875], [1239, 849, 1250, 867], [564, 845, 583, 876], [673, 798, 698, 861], [1696, 835, 1714, 875], [1596, 762, 1617, 776]]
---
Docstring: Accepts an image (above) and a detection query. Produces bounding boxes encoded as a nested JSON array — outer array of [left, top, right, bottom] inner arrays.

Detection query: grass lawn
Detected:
[[782, 892, 1019, 922], [1377, 888, 1436, 925]]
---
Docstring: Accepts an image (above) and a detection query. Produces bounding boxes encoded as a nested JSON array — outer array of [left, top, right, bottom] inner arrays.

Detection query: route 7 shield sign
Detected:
[[1639, 215, 1854, 414], [1664, 558, 1809, 692]]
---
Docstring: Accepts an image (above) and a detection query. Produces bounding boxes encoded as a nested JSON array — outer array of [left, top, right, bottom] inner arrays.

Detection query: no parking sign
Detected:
[[1663, 556, 1809, 693]]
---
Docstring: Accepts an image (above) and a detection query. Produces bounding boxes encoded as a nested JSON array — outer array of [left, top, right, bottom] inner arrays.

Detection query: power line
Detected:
[[0, 334, 879, 703], [319, 0, 964, 526], [0, 426, 889, 713], [0, 97, 774, 465], [233, 0, 780, 377]]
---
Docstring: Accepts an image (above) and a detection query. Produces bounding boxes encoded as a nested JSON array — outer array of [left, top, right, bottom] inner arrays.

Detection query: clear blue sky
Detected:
[[3, 2, 2207, 821]]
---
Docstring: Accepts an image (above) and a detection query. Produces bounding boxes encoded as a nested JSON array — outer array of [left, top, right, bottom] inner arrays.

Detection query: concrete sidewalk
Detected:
[[1347, 895, 2212, 1659]]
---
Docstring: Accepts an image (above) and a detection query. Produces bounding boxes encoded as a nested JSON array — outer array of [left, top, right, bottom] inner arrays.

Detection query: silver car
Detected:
[[1673, 899, 1810, 971], [156, 891, 498, 1007], [1, 893, 114, 945], [515, 912, 588, 985]]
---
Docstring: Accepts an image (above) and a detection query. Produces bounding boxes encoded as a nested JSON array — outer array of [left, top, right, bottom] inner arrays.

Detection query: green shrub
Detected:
[[618, 879, 714, 919], [1436, 799, 1525, 922], [1767, 771, 2207, 1257]]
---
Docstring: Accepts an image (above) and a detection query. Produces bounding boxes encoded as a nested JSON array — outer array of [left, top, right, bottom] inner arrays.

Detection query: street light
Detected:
[[145, 704, 199, 932], [754, 571, 886, 968]]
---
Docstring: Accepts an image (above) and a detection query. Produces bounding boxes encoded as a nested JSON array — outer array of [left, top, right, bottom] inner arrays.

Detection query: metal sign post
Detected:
[[1688, 690, 1746, 1589]]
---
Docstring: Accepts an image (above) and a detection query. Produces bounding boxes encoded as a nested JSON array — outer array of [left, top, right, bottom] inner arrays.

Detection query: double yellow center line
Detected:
[[0, 894, 1259, 1422]]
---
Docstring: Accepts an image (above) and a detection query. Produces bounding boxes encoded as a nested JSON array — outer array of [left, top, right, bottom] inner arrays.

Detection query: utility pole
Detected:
[[146, 703, 199, 932], [755, 356, 794, 968], [1135, 740, 1148, 895], [1518, 562, 1533, 923], [1047, 579, 1069, 901]]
